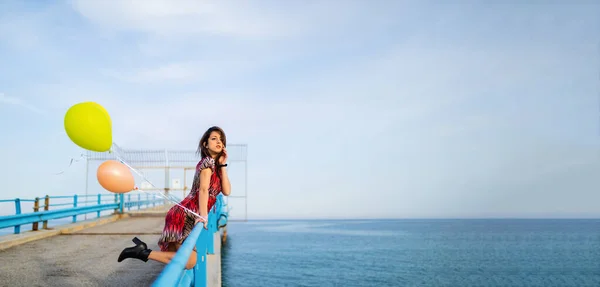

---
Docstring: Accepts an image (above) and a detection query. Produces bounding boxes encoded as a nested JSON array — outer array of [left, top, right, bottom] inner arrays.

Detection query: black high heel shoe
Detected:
[[118, 237, 152, 262]]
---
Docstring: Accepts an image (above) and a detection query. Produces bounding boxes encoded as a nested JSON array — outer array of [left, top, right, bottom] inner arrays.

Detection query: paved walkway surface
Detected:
[[0, 207, 172, 287]]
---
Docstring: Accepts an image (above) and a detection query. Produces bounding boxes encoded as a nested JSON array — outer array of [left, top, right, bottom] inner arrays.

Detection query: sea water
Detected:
[[221, 219, 600, 287]]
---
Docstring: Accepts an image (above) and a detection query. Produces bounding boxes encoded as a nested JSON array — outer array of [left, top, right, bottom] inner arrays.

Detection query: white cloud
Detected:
[[0, 93, 46, 115], [70, 0, 293, 38], [76, 32, 591, 156], [102, 62, 201, 84], [101, 58, 265, 84]]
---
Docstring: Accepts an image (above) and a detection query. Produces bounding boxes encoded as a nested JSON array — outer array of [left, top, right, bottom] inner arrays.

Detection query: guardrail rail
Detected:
[[0, 192, 165, 234]]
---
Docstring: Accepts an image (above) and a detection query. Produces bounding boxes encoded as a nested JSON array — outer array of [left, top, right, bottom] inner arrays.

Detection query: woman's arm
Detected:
[[220, 166, 231, 196], [198, 168, 212, 220]]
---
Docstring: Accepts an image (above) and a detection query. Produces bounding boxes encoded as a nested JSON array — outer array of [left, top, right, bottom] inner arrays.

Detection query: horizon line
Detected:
[[236, 217, 600, 221]]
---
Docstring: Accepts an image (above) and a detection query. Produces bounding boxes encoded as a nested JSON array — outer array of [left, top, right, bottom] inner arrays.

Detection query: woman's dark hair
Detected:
[[197, 126, 227, 177]]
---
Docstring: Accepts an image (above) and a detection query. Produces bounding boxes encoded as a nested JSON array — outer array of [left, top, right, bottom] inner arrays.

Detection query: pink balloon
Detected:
[[97, 160, 135, 193]]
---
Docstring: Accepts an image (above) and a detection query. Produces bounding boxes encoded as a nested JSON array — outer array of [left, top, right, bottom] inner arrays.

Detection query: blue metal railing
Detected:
[[0, 192, 165, 234], [152, 194, 228, 287], [0, 192, 229, 287]]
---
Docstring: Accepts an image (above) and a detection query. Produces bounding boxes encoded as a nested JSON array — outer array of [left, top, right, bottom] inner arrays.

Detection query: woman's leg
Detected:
[[147, 251, 177, 264], [186, 250, 197, 270], [148, 243, 197, 269]]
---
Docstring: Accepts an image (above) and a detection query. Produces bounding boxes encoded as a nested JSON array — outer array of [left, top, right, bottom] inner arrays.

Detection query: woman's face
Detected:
[[205, 131, 224, 155]]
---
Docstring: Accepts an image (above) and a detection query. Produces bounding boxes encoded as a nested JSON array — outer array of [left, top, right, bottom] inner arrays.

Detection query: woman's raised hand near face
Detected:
[[219, 148, 228, 165]]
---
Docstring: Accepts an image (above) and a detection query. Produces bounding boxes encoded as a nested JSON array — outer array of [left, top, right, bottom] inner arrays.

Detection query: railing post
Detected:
[[137, 194, 141, 210], [114, 194, 118, 214], [127, 194, 131, 211], [194, 231, 208, 287], [97, 194, 101, 218], [72, 195, 78, 223], [32, 197, 39, 231], [207, 210, 216, 255], [14, 198, 21, 234], [43, 195, 49, 229], [119, 193, 124, 214]]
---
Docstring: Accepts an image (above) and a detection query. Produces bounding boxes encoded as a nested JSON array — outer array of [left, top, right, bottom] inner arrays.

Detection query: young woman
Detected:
[[117, 126, 232, 269]]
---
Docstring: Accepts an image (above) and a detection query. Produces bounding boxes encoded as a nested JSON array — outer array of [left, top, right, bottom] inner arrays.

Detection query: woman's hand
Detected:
[[219, 148, 228, 165], [195, 216, 207, 230]]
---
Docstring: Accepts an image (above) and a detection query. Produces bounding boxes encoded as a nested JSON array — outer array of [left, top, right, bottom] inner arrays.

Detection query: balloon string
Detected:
[[110, 149, 202, 219], [53, 153, 87, 175], [53, 144, 203, 219]]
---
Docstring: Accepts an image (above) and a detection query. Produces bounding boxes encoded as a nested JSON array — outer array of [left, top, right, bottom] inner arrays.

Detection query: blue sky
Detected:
[[0, 0, 599, 219]]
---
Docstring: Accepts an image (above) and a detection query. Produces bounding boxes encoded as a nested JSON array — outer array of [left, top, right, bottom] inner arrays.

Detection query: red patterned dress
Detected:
[[158, 156, 222, 252]]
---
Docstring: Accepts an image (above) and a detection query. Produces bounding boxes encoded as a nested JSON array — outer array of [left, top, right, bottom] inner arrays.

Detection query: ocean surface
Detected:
[[220, 219, 600, 287]]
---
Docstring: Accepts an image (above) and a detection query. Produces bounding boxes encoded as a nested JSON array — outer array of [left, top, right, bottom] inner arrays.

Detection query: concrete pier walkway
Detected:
[[0, 207, 177, 287]]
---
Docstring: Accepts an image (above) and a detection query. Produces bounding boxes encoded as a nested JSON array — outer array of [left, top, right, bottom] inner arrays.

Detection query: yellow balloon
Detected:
[[64, 102, 112, 152]]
